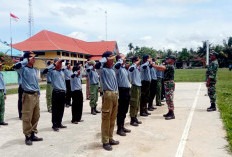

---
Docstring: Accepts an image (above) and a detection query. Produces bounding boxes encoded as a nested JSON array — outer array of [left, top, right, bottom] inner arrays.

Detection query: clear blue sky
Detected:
[[0, 0, 232, 53]]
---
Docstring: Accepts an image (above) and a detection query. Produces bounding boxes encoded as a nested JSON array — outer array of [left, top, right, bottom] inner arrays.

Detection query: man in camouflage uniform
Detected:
[[152, 56, 176, 120], [206, 52, 219, 112]]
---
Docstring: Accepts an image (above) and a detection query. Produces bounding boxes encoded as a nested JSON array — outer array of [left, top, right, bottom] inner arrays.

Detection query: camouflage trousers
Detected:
[[164, 80, 175, 111], [207, 83, 216, 103]]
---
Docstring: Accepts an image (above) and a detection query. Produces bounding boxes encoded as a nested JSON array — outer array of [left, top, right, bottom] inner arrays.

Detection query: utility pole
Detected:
[[206, 40, 209, 66], [105, 11, 107, 41], [28, 0, 34, 37]]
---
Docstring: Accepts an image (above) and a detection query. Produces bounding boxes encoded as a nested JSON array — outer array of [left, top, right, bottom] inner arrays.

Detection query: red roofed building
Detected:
[[13, 30, 119, 66]]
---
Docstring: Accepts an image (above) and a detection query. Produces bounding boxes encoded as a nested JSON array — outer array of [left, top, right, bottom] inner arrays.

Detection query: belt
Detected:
[[24, 91, 38, 94], [53, 89, 65, 93], [47, 82, 51, 84], [103, 90, 118, 94], [132, 84, 141, 87]]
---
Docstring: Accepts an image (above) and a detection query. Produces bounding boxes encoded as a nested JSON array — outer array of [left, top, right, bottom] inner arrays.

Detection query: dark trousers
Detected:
[[140, 81, 150, 113], [161, 78, 165, 100], [148, 79, 157, 107], [65, 80, 71, 105], [117, 87, 130, 127], [18, 85, 23, 118], [71, 90, 83, 122], [52, 90, 65, 128]]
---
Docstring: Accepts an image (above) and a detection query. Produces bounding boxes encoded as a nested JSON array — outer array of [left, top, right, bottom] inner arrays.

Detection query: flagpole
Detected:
[[10, 13, 12, 57]]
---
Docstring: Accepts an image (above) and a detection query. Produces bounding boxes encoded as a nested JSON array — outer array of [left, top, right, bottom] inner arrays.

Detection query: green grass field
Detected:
[[175, 68, 232, 152]]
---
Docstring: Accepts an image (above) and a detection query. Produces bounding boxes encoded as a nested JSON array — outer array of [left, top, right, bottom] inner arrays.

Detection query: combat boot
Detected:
[[25, 136, 32, 146], [94, 107, 101, 113], [207, 103, 216, 112], [31, 132, 43, 141], [135, 116, 142, 124], [91, 108, 96, 115], [122, 124, 131, 133], [116, 125, 126, 136], [148, 106, 154, 111], [140, 112, 148, 117], [103, 143, 112, 151], [145, 110, 151, 115], [163, 110, 171, 117], [130, 117, 138, 126], [165, 110, 175, 120]]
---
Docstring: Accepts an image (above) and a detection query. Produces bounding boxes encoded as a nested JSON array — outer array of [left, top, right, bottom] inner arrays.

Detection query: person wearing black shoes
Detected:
[[156, 67, 164, 107], [95, 51, 119, 151], [44, 58, 67, 131], [148, 58, 158, 111], [14, 52, 43, 145], [70, 64, 84, 124], [140, 55, 152, 117], [114, 54, 131, 136], [128, 56, 142, 126], [206, 52, 219, 112], [63, 61, 72, 108], [86, 60, 101, 115], [152, 56, 176, 120]]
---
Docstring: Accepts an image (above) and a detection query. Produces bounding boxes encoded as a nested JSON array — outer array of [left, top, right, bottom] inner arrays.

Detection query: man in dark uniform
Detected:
[[152, 56, 176, 120], [114, 54, 131, 136], [140, 55, 152, 116], [206, 52, 219, 111], [63, 61, 72, 107], [17, 57, 24, 119], [44, 58, 67, 131], [14, 52, 43, 145]]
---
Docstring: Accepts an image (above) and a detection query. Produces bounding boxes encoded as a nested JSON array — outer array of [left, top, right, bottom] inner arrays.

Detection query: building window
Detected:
[[57, 51, 60, 55], [80, 54, 83, 58], [35, 52, 45, 56], [62, 52, 65, 56], [66, 53, 69, 57]]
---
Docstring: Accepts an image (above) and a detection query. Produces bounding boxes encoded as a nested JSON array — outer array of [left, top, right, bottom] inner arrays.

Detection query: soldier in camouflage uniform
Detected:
[[206, 52, 219, 112], [152, 56, 176, 120]]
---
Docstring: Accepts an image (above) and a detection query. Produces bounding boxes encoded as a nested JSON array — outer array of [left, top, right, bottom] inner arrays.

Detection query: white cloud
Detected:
[[68, 32, 88, 41], [140, 36, 152, 41]]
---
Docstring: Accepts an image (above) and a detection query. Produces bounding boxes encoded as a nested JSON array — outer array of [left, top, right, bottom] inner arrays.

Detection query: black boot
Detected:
[[94, 107, 101, 113], [163, 110, 171, 117], [207, 103, 216, 112], [91, 108, 96, 115], [148, 106, 154, 111], [145, 110, 151, 115], [165, 110, 175, 120], [25, 136, 32, 145], [31, 132, 43, 141], [117, 125, 126, 136], [103, 143, 112, 151], [130, 117, 138, 126], [140, 112, 148, 117], [122, 124, 131, 133], [135, 116, 142, 124]]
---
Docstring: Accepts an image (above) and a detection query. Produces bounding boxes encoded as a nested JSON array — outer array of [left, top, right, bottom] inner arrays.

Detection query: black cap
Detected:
[[72, 65, 80, 72], [152, 58, 156, 62], [131, 56, 138, 62], [65, 60, 70, 66], [23, 52, 36, 59], [47, 61, 51, 65], [166, 55, 176, 61], [102, 51, 113, 58], [116, 55, 121, 61], [143, 55, 149, 61]]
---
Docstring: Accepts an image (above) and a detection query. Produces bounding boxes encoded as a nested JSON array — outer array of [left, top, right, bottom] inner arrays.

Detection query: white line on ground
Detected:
[[175, 83, 202, 157]]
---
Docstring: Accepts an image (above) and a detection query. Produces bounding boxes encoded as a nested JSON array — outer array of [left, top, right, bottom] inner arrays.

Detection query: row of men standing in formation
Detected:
[[0, 51, 177, 150]]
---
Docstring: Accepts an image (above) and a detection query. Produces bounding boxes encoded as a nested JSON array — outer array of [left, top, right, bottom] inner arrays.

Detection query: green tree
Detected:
[[135, 47, 157, 59]]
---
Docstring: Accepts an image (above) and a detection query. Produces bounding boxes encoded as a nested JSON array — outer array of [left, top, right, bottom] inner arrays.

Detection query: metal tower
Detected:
[[28, 0, 34, 37]]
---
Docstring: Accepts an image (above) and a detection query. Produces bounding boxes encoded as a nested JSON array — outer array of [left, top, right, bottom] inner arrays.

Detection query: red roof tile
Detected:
[[13, 30, 117, 56]]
